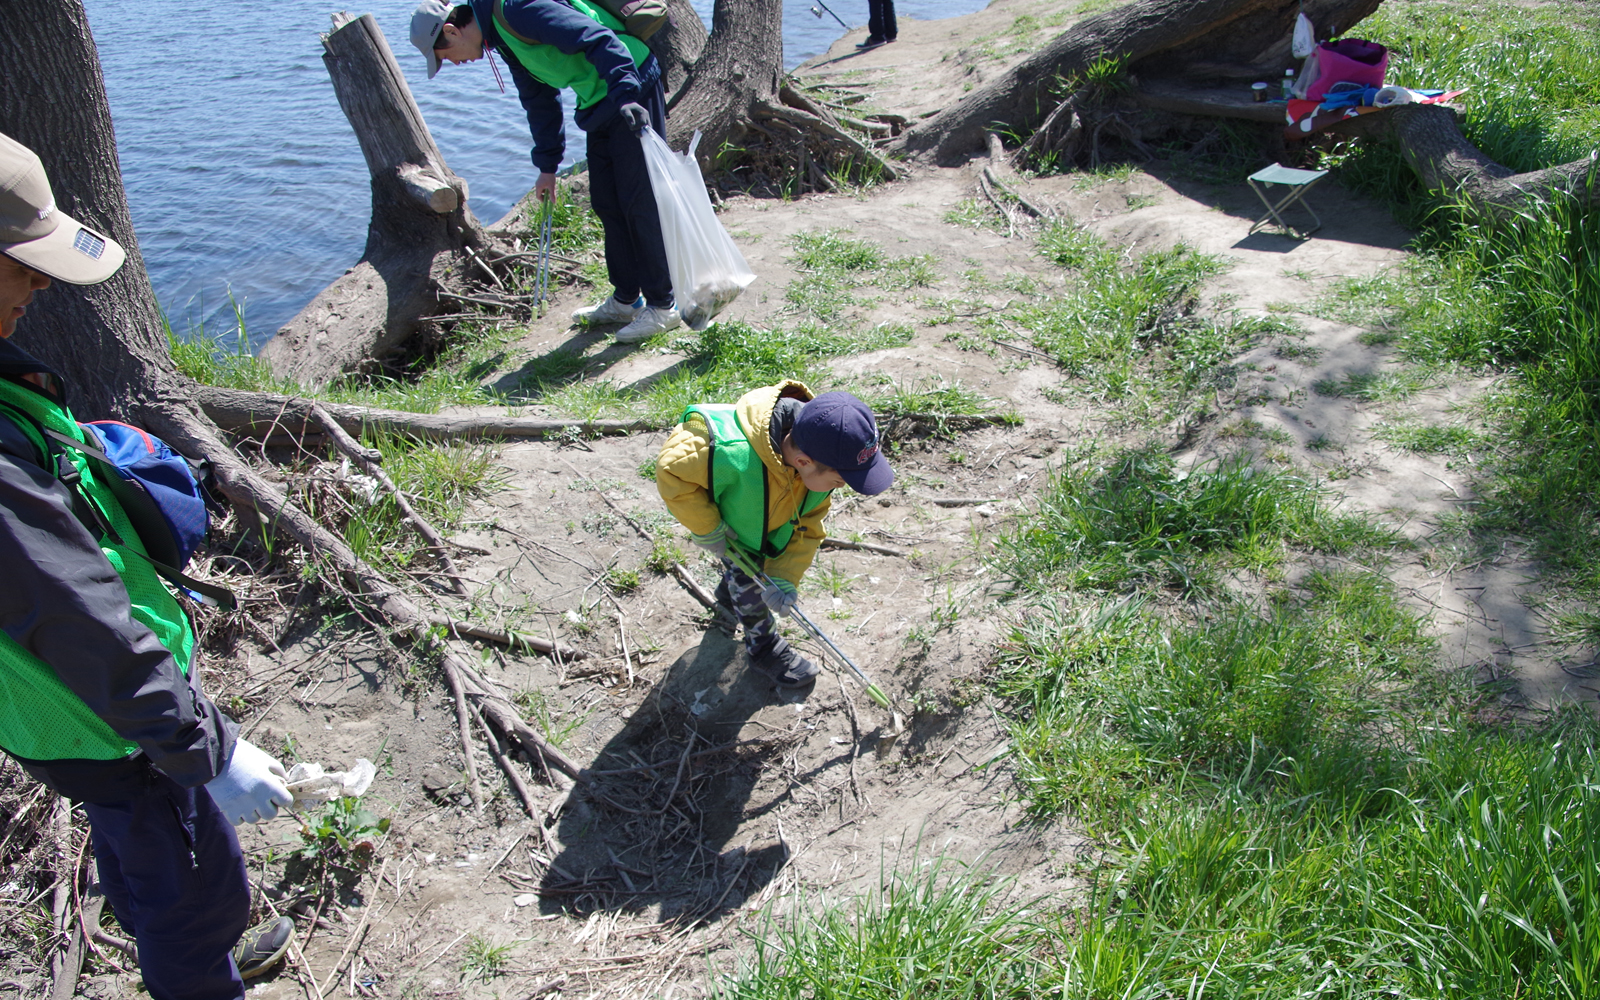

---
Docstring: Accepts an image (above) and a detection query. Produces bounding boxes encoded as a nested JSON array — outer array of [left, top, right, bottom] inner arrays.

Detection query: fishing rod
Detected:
[[727, 547, 902, 728], [809, 0, 849, 32]]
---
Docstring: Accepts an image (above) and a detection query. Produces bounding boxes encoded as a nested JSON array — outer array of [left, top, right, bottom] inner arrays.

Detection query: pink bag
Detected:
[[1303, 39, 1388, 101]]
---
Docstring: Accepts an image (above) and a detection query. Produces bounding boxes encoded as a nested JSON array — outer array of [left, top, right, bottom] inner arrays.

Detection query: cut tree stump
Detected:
[[258, 12, 488, 387]]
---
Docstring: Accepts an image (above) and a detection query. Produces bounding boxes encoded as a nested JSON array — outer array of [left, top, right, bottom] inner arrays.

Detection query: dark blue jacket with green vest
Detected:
[[470, 0, 663, 174], [0, 338, 235, 802]]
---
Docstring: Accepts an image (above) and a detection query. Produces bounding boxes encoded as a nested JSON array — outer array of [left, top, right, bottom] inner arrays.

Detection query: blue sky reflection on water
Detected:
[[86, 0, 987, 347]]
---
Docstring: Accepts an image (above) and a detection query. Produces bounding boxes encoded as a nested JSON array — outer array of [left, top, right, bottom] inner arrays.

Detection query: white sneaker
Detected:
[[572, 295, 642, 326], [614, 305, 682, 343]]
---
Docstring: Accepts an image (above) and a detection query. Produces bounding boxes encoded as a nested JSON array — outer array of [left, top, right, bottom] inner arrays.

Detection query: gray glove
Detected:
[[691, 522, 730, 559], [760, 576, 799, 617], [619, 102, 650, 133]]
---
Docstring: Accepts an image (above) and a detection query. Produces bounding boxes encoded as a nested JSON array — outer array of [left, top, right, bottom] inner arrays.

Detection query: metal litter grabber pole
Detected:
[[810, 0, 850, 32], [727, 547, 903, 728]]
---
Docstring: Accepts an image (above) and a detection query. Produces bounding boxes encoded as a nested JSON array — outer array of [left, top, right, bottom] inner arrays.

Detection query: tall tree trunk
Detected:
[[890, 0, 1381, 166], [0, 1, 188, 423], [666, 0, 783, 153], [258, 13, 485, 387], [666, 0, 896, 188], [650, 0, 709, 101]]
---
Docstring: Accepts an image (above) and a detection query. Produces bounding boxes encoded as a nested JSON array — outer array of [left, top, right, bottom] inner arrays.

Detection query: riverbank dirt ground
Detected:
[[8, 2, 1590, 998]]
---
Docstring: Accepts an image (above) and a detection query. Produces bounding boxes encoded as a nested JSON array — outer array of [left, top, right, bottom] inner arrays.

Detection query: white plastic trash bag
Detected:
[[284, 758, 376, 807], [640, 127, 756, 331]]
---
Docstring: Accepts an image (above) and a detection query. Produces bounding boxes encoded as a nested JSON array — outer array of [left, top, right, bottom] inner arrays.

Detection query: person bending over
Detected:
[[656, 381, 894, 686], [412, 0, 679, 343]]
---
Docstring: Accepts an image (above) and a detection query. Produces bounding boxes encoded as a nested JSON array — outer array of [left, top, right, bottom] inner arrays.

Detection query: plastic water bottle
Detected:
[[1283, 68, 1296, 100]]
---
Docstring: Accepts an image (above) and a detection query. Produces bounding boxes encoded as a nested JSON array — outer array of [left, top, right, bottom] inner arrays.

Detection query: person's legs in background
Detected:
[[587, 83, 676, 341], [85, 773, 251, 1000], [864, 0, 896, 44]]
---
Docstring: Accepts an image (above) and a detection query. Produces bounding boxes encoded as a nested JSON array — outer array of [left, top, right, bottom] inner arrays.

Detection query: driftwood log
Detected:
[[196, 386, 649, 442], [258, 12, 488, 387]]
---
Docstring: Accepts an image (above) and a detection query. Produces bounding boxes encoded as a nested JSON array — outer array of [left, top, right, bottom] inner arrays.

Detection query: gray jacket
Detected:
[[0, 338, 235, 802]]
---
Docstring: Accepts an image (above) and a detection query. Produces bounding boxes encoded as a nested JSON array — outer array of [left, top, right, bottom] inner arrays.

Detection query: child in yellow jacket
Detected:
[[656, 380, 894, 686]]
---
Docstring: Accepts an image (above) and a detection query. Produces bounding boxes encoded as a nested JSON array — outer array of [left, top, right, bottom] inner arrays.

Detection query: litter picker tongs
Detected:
[[809, 0, 849, 31], [727, 546, 905, 732], [532, 198, 553, 311]]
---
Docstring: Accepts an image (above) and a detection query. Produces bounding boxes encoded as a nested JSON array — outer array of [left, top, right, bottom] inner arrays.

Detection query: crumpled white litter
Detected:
[[284, 758, 376, 806]]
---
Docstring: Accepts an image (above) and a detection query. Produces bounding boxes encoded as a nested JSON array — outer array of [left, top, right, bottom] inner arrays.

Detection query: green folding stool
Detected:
[[1246, 164, 1329, 239]]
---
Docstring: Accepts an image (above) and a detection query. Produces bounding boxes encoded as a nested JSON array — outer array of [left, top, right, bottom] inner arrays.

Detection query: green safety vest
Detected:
[[492, 0, 651, 111], [683, 404, 829, 560], [0, 377, 194, 762]]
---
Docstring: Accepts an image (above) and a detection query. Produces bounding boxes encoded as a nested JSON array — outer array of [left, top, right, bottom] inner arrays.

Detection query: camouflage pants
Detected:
[[717, 557, 779, 656]]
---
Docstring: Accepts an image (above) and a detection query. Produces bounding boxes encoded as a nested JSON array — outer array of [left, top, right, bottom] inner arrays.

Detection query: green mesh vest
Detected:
[[492, 0, 650, 110], [683, 404, 828, 560], [0, 377, 194, 762]]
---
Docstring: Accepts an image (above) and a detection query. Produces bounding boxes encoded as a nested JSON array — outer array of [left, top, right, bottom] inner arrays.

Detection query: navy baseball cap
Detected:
[[791, 392, 894, 496]]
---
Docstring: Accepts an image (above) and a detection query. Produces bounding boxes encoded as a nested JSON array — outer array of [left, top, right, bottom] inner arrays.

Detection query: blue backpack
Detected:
[[1, 405, 237, 610]]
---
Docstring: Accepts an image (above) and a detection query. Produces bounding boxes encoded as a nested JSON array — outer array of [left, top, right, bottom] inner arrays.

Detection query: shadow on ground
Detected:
[[539, 630, 812, 921]]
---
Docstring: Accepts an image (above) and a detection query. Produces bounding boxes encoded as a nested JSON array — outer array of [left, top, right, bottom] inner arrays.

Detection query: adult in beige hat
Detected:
[[0, 130, 296, 995], [0, 132, 126, 337]]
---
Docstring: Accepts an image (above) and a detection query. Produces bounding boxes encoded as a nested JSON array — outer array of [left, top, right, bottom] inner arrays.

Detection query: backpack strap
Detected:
[[42, 428, 237, 610]]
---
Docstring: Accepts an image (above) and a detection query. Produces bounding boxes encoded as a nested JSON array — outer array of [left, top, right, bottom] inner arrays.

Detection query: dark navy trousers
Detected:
[[83, 772, 249, 1000], [586, 80, 674, 310]]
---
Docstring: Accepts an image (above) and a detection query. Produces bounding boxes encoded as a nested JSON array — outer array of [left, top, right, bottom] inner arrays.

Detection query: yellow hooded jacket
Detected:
[[656, 380, 830, 586]]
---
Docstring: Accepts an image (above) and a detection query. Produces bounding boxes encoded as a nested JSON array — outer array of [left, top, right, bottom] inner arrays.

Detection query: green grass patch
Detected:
[[1012, 224, 1243, 412], [543, 320, 916, 426], [994, 448, 1394, 594], [1375, 420, 1490, 456], [1311, 368, 1440, 402], [332, 431, 506, 572], [721, 856, 1047, 1000]]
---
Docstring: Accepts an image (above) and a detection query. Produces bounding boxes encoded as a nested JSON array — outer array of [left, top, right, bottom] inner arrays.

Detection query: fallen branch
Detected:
[[440, 655, 485, 812], [450, 657, 585, 783], [819, 537, 905, 557], [468, 700, 540, 819], [309, 403, 469, 595], [197, 386, 652, 442], [431, 616, 587, 661]]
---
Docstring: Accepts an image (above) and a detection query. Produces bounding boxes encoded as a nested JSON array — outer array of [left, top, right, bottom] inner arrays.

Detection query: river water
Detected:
[[85, 0, 988, 349]]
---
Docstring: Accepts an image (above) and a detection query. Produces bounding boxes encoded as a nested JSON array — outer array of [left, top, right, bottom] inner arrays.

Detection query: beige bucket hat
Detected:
[[0, 131, 125, 284]]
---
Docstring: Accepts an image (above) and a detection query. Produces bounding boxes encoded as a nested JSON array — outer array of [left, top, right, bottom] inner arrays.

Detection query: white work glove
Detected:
[[691, 522, 733, 560], [760, 576, 799, 618], [205, 738, 292, 825]]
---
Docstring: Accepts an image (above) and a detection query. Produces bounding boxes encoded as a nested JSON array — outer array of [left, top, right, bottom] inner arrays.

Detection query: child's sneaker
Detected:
[[572, 295, 643, 326], [749, 636, 819, 688], [234, 916, 294, 980], [614, 305, 682, 343]]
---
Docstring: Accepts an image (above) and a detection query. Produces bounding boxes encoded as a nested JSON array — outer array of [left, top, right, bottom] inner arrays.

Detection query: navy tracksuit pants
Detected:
[[83, 772, 250, 1000], [586, 81, 674, 310]]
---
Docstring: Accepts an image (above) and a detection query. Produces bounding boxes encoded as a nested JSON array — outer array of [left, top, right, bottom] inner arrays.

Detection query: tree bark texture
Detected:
[[258, 12, 486, 388], [665, 0, 896, 186], [649, 0, 709, 101], [891, 0, 1382, 166], [666, 0, 784, 152], [0, 1, 191, 424]]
